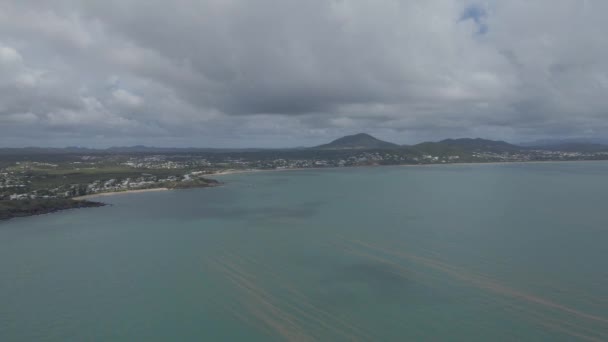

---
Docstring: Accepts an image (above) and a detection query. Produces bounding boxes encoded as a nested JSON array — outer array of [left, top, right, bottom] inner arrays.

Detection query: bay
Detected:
[[1, 162, 608, 341]]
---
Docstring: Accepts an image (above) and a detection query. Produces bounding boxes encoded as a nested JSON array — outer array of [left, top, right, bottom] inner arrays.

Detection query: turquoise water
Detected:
[[1, 162, 608, 341]]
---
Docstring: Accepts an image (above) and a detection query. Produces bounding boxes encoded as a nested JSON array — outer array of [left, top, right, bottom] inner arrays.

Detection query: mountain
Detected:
[[437, 138, 523, 152], [520, 138, 608, 152], [314, 133, 399, 150], [520, 138, 608, 147], [412, 142, 467, 156], [530, 143, 608, 152]]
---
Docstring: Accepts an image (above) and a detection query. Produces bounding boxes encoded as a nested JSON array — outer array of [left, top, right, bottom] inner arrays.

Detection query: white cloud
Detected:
[[0, 46, 22, 64], [112, 89, 143, 108], [0, 0, 607, 147]]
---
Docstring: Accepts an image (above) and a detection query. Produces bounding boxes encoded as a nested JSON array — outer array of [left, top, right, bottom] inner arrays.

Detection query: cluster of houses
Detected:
[[472, 150, 608, 162], [122, 156, 212, 169], [1, 170, 209, 201]]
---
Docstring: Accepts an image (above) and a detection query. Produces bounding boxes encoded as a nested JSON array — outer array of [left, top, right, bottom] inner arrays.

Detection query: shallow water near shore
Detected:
[[1, 162, 608, 341]]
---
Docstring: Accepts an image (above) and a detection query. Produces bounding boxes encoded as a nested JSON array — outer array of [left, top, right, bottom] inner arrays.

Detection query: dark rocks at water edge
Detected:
[[0, 199, 105, 221]]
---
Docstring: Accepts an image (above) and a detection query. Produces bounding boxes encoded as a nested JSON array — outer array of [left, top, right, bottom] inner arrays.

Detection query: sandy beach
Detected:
[[211, 169, 262, 176], [73, 160, 608, 200], [212, 159, 608, 177], [73, 187, 169, 200], [211, 168, 308, 177]]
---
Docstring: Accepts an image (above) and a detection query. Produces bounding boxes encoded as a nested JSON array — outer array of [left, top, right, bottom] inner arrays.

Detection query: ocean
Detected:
[[1, 162, 608, 341]]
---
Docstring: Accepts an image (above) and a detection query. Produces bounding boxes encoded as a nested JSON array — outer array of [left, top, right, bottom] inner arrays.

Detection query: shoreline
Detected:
[[211, 159, 608, 177], [0, 198, 105, 222], [71, 159, 608, 200], [3, 159, 606, 221], [73, 187, 169, 200]]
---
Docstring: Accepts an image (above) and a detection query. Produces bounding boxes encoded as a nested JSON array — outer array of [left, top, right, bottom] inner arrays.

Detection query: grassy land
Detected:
[[25, 167, 182, 190], [162, 177, 221, 189]]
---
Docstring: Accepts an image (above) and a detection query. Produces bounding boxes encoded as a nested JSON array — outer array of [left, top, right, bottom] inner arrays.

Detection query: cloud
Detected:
[[112, 89, 143, 108], [0, 46, 22, 64], [0, 0, 607, 147]]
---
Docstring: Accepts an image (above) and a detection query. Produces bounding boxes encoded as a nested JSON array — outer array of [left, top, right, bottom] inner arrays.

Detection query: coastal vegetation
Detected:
[[0, 198, 104, 220]]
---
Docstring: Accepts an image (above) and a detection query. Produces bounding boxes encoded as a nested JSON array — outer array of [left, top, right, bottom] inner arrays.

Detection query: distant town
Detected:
[[2, 133, 608, 220]]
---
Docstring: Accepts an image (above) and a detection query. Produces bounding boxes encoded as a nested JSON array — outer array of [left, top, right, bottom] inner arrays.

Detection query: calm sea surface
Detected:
[[1, 162, 608, 341]]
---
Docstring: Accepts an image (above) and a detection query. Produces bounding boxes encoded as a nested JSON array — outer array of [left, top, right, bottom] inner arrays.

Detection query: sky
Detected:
[[0, 0, 607, 148]]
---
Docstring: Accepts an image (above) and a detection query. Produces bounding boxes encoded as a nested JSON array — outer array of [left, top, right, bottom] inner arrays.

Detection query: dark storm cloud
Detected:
[[0, 0, 607, 147]]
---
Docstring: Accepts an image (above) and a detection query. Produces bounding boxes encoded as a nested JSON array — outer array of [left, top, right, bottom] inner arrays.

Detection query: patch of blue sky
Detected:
[[460, 4, 489, 35]]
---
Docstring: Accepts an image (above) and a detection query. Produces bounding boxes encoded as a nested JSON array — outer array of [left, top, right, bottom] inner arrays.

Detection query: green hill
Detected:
[[315, 133, 399, 150], [437, 138, 523, 152]]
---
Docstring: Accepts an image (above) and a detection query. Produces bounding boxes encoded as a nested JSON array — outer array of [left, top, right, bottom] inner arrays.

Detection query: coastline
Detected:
[[73, 187, 169, 200], [70, 169, 301, 200], [0, 198, 105, 221], [211, 169, 263, 176], [3, 159, 606, 221], [210, 159, 608, 177], [58, 159, 608, 201]]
